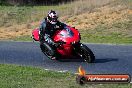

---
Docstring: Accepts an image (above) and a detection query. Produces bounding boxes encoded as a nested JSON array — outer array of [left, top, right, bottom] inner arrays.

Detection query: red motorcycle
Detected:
[[32, 25, 95, 63]]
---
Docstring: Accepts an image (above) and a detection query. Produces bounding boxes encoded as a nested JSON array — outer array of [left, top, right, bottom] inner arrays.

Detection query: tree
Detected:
[[3, 0, 74, 5]]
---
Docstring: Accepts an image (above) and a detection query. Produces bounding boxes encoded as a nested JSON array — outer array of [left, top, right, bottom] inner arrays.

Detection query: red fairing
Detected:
[[32, 24, 95, 63], [53, 26, 80, 56], [32, 28, 40, 41], [32, 25, 81, 57]]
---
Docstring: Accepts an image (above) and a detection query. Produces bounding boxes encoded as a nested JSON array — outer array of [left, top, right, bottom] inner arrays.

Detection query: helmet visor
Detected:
[[51, 16, 58, 22]]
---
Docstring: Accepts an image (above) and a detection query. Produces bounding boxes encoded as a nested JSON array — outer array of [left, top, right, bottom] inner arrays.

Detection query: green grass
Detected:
[[13, 33, 132, 44], [0, 64, 74, 88], [0, 5, 67, 27], [80, 34, 132, 44], [13, 35, 33, 41], [0, 0, 132, 87], [80, 20, 132, 44], [13, 20, 132, 44], [0, 0, 112, 27], [0, 5, 61, 26], [0, 64, 131, 88], [1, 0, 132, 44]]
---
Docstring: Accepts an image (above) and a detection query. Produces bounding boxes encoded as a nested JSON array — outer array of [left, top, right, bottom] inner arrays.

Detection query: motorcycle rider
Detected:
[[39, 10, 65, 59]]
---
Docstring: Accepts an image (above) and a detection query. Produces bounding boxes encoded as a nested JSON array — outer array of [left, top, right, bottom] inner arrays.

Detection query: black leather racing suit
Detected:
[[39, 18, 65, 48]]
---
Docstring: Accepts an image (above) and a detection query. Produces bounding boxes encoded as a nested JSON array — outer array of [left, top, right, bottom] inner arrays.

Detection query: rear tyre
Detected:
[[78, 44, 95, 63], [40, 42, 55, 59], [40, 42, 61, 60]]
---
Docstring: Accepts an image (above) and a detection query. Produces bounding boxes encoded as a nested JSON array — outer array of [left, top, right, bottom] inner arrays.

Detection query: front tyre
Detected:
[[79, 44, 95, 63]]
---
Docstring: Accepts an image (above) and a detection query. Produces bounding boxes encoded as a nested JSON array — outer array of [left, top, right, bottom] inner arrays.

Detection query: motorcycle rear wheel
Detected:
[[40, 43, 54, 59], [40, 42, 60, 60]]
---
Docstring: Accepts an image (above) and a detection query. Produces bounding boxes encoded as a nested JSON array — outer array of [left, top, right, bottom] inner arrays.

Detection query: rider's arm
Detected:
[[39, 19, 56, 46], [39, 19, 46, 33], [39, 19, 47, 42], [56, 21, 66, 29]]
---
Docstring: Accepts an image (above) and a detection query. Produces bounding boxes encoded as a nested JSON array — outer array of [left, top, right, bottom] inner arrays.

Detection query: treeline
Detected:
[[0, 0, 75, 5]]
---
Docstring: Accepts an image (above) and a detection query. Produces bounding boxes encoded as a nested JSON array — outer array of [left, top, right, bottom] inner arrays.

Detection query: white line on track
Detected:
[[1, 40, 132, 46]]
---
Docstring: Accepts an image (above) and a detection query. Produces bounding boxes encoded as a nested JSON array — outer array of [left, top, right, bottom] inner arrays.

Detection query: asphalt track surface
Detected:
[[0, 41, 132, 76]]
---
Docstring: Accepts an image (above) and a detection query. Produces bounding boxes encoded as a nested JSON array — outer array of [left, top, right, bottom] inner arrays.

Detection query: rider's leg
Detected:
[[41, 34, 57, 59]]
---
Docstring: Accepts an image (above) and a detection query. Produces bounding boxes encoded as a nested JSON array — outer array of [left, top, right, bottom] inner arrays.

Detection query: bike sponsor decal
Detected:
[[76, 66, 131, 85]]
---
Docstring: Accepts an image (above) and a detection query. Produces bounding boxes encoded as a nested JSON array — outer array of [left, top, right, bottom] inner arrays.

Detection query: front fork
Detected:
[[72, 42, 82, 55]]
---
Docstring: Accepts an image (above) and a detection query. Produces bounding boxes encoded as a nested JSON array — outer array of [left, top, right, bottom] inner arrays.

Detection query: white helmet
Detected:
[[47, 10, 58, 24]]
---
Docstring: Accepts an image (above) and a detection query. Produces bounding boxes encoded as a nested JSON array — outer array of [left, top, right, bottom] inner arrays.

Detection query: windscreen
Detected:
[[59, 26, 74, 38]]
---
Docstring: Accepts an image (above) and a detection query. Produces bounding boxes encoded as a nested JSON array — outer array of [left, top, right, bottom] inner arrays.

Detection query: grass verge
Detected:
[[13, 35, 33, 41], [80, 34, 132, 44], [13, 33, 132, 44], [0, 0, 132, 44], [13, 20, 132, 44], [0, 0, 111, 27], [0, 64, 131, 88], [80, 20, 132, 44]]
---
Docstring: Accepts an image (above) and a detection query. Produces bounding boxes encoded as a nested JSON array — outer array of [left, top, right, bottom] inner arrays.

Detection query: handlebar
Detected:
[[56, 41, 66, 45]]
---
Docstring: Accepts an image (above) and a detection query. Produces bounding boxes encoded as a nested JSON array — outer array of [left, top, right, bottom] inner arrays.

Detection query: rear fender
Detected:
[[32, 28, 40, 41]]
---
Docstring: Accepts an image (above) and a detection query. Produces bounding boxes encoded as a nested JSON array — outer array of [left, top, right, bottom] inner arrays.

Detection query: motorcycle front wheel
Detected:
[[77, 44, 95, 63]]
